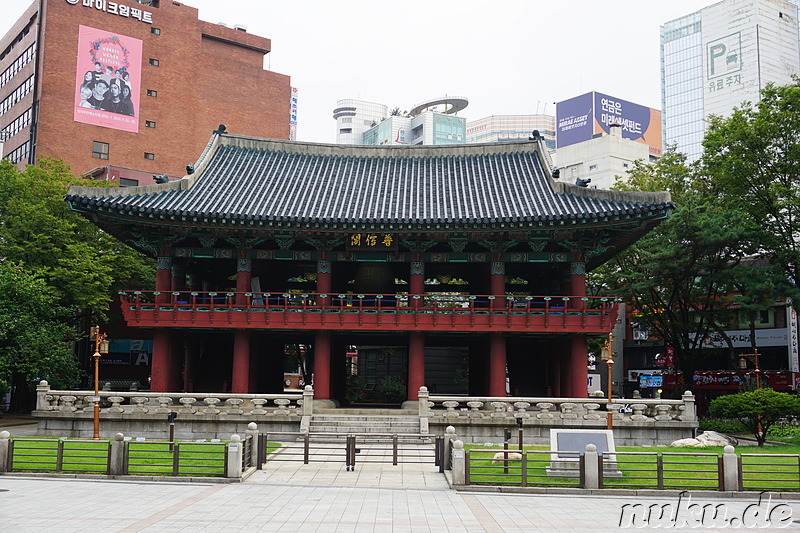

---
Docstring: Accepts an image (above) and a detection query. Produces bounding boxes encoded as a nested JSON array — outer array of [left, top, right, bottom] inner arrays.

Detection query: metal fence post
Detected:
[[657, 454, 664, 490], [0, 431, 9, 473], [393, 435, 399, 466], [304, 432, 310, 464], [56, 438, 65, 472], [521, 453, 528, 487], [172, 443, 180, 476], [257, 434, 265, 470]]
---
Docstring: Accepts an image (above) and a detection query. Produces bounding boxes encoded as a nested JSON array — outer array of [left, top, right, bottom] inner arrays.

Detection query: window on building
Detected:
[[147, 89, 157, 97], [145, 120, 156, 128], [92, 141, 109, 160], [589, 164, 598, 171], [119, 178, 139, 187], [144, 152, 155, 160], [151, 27, 161, 35], [738, 308, 775, 329], [149, 58, 159, 67]]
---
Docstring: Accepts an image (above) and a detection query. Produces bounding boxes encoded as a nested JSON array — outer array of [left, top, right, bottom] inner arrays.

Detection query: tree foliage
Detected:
[[703, 80, 800, 298], [0, 159, 154, 318], [0, 262, 79, 408], [709, 389, 800, 446]]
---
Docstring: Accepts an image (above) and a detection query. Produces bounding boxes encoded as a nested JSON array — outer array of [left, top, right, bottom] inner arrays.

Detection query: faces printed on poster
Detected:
[[74, 26, 141, 133]]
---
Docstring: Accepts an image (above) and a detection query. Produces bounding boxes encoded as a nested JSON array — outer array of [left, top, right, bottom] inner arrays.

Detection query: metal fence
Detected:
[[740, 454, 800, 492], [258, 432, 442, 471], [5, 437, 230, 477], [597, 451, 721, 490], [464, 448, 584, 488]]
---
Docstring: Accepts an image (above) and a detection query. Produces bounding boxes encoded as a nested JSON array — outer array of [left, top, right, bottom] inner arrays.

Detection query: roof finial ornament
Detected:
[[186, 163, 195, 175], [153, 174, 169, 184], [529, 130, 544, 141], [214, 124, 227, 134], [576, 177, 592, 187]]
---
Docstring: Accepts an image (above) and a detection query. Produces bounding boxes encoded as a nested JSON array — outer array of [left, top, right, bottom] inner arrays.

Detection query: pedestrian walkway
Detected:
[[248, 441, 448, 490]]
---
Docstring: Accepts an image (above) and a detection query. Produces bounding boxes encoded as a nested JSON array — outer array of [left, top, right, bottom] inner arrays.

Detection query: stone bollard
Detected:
[[451, 440, 465, 485], [302, 385, 314, 416], [109, 433, 125, 476], [443, 426, 457, 470], [584, 443, 600, 489], [0, 430, 9, 473], [246, 422, 259, 468], [722, 445, 740, 491], [418, 386, 430, 417], [227, 434, 243, 479], [681, 390, 697, 422], [35, 380, 51, 411]]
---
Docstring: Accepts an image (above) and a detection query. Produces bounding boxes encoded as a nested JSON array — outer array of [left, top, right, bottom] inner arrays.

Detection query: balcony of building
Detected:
[[119, 291, 620, 333]]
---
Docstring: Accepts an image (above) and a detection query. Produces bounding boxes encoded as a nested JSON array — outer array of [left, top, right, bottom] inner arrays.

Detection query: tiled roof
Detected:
[[66, 134, 673, 228]]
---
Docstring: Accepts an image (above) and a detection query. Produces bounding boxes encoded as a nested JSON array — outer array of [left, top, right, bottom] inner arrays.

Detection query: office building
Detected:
[[466, 114, 556, 150], [661, 0, 800, 160], [334, 96, 468, 146], [0, 0, 292, 179]]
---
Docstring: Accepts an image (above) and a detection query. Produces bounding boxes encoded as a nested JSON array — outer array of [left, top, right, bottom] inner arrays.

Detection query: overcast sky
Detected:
[[2, 0, 706, 143]]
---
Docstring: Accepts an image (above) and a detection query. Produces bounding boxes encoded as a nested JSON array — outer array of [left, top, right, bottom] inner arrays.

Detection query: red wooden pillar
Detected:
[[407, 332, 425, 400], [236, 252, 252, 305], [151, 329, 171, 392], [317, 255, 332, 295], [569, 260, 586, 298], [490, 253, 506, 308], [232, 330, 251, 393], [489, 332, 507, 396], [314, 331, 332, 399], [150, 251, 173, 392], [410, 252, 424, 307], [569, 334, 588, 398]]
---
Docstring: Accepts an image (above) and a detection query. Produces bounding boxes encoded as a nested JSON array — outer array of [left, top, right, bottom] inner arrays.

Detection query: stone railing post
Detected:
[[246, 422, 259, 468], [443, 425, 457, 470], [109, 433, 125, 476], [722, 445, 740, 491], [451, 440, 465, 485], [227, 434, 243, 479], [0, 431, 9, 473], [418, 386, 430, 416], [583, 443, 599, 489], [302, 385, 314, 416], [36, 380, 51, 411], [681, 390, 697, 422]]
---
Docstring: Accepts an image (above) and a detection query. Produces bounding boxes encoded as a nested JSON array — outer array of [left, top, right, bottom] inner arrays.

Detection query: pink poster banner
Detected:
[[73, 25, 141, 133]]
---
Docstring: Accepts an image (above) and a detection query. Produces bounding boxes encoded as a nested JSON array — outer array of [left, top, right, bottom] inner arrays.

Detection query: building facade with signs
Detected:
[[66, 132, 673, 403], [466, 114, 556, 150], [660, 0, 800, 160], [0, 0, 291, 179]]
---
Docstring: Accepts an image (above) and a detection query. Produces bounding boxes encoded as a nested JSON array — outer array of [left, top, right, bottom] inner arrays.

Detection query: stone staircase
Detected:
[[308, 408, 427, 442]]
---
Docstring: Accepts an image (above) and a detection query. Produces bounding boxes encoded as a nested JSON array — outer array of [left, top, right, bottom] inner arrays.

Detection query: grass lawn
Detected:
[[464, 444, 800, 491]]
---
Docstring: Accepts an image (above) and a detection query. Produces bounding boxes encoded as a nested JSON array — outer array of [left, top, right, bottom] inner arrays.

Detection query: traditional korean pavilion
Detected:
[[65, 131, 673, 404]]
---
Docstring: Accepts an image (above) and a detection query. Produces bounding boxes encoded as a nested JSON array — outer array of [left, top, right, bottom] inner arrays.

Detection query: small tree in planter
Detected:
[[379, 376, 406, 403], [709, 388, 800, 446]]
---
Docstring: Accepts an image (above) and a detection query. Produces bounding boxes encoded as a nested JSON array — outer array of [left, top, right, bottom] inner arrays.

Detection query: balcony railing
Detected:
[[119, 291, 621, 333]]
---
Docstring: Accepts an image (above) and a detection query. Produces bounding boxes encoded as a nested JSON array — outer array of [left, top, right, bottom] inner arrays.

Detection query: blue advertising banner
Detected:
[[556, 93, 593, 149]]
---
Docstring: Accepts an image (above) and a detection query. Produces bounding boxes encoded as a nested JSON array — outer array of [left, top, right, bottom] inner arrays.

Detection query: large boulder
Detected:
[[670, 431, 738, 448]]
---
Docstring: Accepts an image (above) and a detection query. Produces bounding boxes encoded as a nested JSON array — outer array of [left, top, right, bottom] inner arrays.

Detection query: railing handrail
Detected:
[[427, 395, 685, 405], [42, 390, 303, 400]]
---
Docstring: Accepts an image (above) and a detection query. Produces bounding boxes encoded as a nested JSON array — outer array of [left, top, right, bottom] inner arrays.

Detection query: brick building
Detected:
[[0, 0, 291, 180]]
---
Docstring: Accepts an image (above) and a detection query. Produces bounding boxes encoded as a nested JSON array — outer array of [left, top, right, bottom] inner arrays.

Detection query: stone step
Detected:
[[315, 408, 417, 416]]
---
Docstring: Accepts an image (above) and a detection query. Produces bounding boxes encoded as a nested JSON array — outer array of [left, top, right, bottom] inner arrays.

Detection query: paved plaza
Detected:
[[2, 420, 800, 531], [2, 459, 800, 532]]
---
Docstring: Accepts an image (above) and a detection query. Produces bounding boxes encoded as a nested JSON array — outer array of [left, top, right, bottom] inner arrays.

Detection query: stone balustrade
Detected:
[[423, 390, 697, 424], [35, 381, 312, 418]]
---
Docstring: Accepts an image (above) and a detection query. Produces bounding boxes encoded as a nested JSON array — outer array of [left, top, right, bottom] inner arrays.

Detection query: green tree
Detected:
[[703, 80, 800, 299], [600, 150, 763, 378], [709, 389, 800, 446], [0, 159, 154, 318], [0, 263, 79, 411]]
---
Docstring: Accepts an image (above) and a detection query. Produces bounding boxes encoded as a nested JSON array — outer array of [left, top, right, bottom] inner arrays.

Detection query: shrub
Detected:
[[698, 417, 744, 435], [379, 375, 406, 403], [709, 389, 800, 446]]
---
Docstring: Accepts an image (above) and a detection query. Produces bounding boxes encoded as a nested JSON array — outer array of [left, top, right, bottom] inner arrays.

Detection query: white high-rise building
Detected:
[[333, 99, 389, 145], [466, 115, 556, 150], [661, 0, 800, 160]]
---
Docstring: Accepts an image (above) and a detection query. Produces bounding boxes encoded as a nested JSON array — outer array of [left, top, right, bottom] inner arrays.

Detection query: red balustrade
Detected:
[[118, 291, 620, 333]]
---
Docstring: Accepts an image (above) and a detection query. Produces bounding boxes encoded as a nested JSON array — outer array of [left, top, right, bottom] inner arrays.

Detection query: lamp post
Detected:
[[601, 334, 614, 431], [90, 325, 109, 440]]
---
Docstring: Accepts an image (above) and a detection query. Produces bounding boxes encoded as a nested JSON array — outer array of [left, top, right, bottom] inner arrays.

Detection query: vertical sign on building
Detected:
[[73, 26, 142, 133], [289, 87, 298, 141], [788, 301, 799, 374]]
